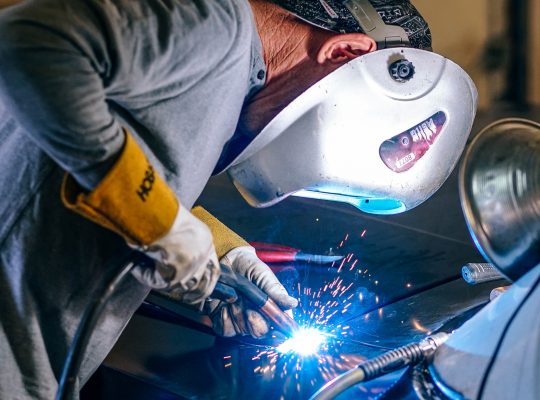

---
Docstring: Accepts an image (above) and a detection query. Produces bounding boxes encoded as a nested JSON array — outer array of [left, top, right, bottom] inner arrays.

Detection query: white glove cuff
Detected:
[[220, 245, 257, 266]]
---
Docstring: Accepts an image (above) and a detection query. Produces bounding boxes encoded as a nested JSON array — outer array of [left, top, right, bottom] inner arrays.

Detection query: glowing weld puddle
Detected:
[[276, 328, 328, 356]]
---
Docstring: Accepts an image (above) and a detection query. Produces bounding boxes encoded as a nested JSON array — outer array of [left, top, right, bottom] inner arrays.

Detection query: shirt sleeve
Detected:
[[0, 0, 125, 190]]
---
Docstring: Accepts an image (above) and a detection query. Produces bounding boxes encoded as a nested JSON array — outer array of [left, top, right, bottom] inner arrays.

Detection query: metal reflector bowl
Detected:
[[459, 118, 540, 281]]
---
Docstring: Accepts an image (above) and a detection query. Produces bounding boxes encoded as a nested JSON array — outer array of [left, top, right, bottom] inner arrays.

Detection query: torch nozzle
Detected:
[[259, 298, 299, 338]]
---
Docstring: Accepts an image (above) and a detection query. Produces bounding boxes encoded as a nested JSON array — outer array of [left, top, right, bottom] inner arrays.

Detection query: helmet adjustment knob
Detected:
[[389, 59, 415, 82]]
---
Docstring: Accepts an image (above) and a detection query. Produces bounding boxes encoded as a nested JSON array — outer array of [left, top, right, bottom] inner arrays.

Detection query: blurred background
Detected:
[[414, 0, 540, 110]]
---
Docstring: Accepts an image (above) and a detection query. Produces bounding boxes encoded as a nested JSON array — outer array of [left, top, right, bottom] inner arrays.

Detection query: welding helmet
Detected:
[[460, 119, 540, 281], [226, 0, 477, 214]]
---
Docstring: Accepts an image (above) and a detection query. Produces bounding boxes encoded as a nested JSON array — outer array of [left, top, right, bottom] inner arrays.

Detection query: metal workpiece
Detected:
[[101, 275, 496, 400], [337, 276, 499, 351], [459, 118, 540, 281], [228, 47, 477, 214], [310, 332, 449, 400], [90, 145, 503, 399], [462, 262, 507, 285]]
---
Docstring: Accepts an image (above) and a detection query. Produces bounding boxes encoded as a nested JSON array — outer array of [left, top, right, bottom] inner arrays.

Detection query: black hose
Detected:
[[55, 250, 142, 400], [310, 332, 449, 400]]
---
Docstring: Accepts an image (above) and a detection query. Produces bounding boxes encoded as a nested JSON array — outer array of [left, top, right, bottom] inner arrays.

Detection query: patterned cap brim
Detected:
[[274, 0, 432, 50]]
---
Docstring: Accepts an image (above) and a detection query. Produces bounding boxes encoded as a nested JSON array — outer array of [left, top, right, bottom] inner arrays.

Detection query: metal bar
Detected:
[[462, 263, 508, 285]]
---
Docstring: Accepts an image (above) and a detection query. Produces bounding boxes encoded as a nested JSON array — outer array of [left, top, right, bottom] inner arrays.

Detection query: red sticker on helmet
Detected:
[[379, 111, 447, 173]]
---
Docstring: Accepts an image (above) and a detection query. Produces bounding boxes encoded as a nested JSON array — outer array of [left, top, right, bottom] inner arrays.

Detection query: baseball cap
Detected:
[[274, 0, 432, 50]]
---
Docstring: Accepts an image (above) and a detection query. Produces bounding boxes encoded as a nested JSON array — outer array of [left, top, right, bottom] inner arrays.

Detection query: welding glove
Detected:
[[61, 131, 220, 304], [214, 246, 299, 337], [192, 208, 298, 338]]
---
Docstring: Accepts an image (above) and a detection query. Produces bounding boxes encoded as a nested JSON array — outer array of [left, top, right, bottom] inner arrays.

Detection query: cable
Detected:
[[55, 250, 141, 400], [309, 332, 449, 400]]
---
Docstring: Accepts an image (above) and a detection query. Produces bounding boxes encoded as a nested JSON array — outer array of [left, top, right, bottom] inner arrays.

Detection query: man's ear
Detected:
[[317, 33, 376, 64]]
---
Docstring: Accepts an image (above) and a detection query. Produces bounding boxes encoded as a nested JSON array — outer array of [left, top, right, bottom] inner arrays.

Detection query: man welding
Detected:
[[0, 0, 475, 398]]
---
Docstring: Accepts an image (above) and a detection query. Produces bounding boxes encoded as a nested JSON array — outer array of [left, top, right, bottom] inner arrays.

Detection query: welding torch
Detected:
[[211, 264, 299, 338]]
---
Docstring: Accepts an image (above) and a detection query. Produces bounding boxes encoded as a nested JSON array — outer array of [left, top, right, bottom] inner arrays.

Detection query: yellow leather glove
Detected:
[[61, 131, 219, 304], [191, 207, 249, 258]]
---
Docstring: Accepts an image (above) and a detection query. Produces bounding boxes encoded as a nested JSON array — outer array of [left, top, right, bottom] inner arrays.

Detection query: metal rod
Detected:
[[461, 263, 508, 285]]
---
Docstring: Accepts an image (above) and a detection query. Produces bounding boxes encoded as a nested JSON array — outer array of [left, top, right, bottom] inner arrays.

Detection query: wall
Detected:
[[0, 0, 19, 8], [531, 0, 540, 106], [414, 0, 540, 109]]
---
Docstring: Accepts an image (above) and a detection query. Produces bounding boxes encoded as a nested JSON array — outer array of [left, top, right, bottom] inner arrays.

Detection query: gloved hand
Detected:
[[61, 131, 220, 304], [129, 205, 220, 304], [205, 246, 298, 338]]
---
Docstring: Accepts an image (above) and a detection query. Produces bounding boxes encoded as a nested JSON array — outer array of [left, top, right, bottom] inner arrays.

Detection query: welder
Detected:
[[0, 0, 470, 399]]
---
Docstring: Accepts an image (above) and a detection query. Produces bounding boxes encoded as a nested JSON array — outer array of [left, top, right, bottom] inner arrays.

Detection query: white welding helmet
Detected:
[[227, 0, 478, 214]]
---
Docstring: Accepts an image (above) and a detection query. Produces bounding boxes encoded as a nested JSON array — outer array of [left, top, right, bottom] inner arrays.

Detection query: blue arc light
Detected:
[[276, 328, 327, 356]]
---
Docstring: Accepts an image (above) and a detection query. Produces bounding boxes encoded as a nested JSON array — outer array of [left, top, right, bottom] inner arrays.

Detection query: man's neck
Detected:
[[250, 0, 313, 83], [243, 0, 340, 135]]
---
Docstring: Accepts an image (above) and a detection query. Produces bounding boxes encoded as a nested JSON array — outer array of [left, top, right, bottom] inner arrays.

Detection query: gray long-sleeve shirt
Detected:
[[0, 0, 265, 398]]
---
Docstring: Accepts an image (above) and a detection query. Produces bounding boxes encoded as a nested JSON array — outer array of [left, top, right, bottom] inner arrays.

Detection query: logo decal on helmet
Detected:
[[318, 0, 338, 18], [379, 111, 447, 173]]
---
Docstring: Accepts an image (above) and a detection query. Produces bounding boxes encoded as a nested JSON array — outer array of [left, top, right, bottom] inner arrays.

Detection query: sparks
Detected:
[[276, 328, 327, 356], [244, 232, 387, 398]]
